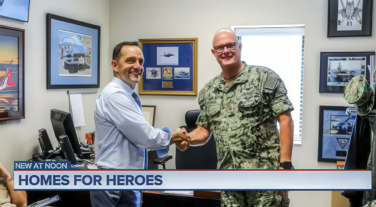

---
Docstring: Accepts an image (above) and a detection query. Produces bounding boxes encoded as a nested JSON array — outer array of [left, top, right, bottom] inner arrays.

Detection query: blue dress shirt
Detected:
[[94, 77, 171, 169]]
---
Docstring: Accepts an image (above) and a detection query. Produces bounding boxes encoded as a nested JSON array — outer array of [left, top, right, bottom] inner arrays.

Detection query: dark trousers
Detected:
[[90, 190, 141, 207]]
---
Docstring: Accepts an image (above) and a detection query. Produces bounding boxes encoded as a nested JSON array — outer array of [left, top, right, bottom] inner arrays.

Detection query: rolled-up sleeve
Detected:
[[196, 88, 210, 129], [106, 92, 171, 149], [155, 127, 171, 158], [269, 78, 294, 117]]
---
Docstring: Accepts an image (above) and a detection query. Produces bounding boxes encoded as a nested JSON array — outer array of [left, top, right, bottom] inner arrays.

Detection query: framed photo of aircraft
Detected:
[[318, 106, 356, 162], [327, 0, 373, 37], [138, 38, 198, 96], [0, 25, 25, 121], [47, 13, 101, 89], [319, 51, 374, 93]]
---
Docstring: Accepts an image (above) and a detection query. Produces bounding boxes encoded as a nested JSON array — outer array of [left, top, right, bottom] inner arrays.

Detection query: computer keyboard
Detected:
[[26, 195, 61, 207], [80, 146, 91, 151], [83, 159, 95, 164]]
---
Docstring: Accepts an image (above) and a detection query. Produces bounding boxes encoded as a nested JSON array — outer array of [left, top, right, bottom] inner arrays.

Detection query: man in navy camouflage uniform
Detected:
[[176, 29, 294, 207]]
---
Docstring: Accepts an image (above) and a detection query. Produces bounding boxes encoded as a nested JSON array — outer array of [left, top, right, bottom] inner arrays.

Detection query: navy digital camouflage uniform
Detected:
[[196, 62, 293, 207], [344, 76, 376, 205]]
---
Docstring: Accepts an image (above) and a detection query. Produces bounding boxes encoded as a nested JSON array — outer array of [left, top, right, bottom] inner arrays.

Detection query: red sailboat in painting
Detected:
[[0, 60, 17, 112], [0, 60, 16, 91]]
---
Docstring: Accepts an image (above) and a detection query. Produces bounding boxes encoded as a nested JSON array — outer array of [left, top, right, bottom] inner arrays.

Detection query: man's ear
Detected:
[[211, 48, 216, 56], [111, 60, 118, 73], [239, 42, 242, 51]]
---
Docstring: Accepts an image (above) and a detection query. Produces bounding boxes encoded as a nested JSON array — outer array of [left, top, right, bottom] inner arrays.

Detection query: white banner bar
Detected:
[[14, 170, 371, 191]]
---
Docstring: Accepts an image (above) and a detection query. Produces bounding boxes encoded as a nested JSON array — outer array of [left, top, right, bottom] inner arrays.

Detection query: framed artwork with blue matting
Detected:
[[47, 13, 101, 89], [139, 38, 197, 96]]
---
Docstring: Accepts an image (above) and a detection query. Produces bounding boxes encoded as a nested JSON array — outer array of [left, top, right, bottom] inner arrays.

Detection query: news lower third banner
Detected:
[[13, 161, 371, 191]]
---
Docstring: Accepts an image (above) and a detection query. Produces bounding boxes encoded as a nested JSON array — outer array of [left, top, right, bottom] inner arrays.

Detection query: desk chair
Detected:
[[176, 109, 217, 169], [148, 150, 172, 169], [144, 111, 220, 207], [148, 109, 217, 170]]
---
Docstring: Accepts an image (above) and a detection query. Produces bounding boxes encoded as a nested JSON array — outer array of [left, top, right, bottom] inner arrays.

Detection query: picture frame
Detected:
[[319, 51, 375, 93], [138, 38, 198, 96], [318, 106, 355, 162], [0, 0, 30, 22], [142, 105, 156, 127], [327, 0, 373, 37], [47, 13, 101, 89], [0, 25, 25, 121]]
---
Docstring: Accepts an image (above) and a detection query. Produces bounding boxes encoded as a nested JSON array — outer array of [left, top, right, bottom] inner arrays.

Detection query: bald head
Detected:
[[211, 28, 242, 72], [212, 29, 238, 47]]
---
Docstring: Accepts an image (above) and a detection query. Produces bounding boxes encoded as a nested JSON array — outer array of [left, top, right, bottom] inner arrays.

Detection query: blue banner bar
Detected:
[[13, 170, 371, 191]]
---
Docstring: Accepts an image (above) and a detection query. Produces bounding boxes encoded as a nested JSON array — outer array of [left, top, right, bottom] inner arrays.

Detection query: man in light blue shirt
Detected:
[[91, 41, 185, 207]]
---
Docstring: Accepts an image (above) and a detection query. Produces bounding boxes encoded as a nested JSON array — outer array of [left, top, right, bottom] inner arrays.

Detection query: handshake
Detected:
[[170, 127, 191, 152]]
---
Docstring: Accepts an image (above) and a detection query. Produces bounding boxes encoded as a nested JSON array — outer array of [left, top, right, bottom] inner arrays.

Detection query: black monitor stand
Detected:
[[50, 109, 84, 158], [59, 135, 78, 165], [38, 129, 54, 159]]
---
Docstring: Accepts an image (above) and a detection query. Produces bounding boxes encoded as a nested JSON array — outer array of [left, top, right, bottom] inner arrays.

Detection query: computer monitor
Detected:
[[59, 135, 78, 164], [50, 109, 82, 158], [38, 128, 54, 151]]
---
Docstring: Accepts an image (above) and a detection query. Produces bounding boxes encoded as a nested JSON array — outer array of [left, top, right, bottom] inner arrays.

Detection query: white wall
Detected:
[[0, 0, 110, 174], [110, 0, 376, 206]]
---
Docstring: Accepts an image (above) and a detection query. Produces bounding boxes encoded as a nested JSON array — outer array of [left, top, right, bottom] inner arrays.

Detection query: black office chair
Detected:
[[148, 109, 217, 170], [148, 150, 172, 169], [176, 109, 217, 169]]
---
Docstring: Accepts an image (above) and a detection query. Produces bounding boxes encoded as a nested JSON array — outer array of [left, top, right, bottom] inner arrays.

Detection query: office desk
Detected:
[[26, 160, 94, 207], [27, 191, 220, 207], [143, 191, 220, 207], [27, 190, 91, 207]]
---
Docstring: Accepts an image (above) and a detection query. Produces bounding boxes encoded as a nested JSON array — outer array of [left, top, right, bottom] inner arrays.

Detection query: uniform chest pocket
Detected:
[[207, 104, 221, 116], [238, 92, 262, 115]]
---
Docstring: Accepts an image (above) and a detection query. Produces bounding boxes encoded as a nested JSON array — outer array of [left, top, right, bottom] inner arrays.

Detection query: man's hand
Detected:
[[170, 128, 188, 143], [0, 162, 11, 180], [172, 127, 187, 137], [170, 125, 211, 151], [170, 127, 191, 152], [175, 140, 190, 152], [170, 127, 189, 142]]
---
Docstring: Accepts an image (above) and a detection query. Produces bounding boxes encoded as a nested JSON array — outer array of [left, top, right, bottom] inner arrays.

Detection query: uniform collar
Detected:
[[213, 61, 249, 91], [112, 77, 134, 95]]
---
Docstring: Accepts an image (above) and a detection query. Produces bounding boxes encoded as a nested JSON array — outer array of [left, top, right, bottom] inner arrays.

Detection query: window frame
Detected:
[[231, 24, 305, 145]]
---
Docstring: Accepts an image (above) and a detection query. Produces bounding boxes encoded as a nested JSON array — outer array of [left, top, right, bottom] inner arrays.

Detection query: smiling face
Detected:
[[112, 45, 144, 89], [211, 30, 242, 69]]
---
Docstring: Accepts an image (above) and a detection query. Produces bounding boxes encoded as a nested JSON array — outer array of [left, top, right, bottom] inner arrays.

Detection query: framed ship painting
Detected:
[[319, 51, 374, 93]]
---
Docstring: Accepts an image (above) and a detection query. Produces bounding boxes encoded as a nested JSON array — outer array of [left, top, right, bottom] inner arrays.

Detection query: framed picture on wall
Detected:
[[47, 13, 101, 89], [318, 106, 355, 162], [142, 105, 156, 127], [0, 0, 30, 22], [0, 25, 25, 121], [319, 51, 375, 93], [138, 38, 198, 96], [327, 0, 373, 37]]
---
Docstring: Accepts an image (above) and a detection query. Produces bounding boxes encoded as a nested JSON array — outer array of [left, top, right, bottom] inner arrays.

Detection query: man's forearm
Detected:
[[279, 117, 294, 162], [189, 126, 211, 146], [7, 181, 27, 207], [174, 126, 211, 151]]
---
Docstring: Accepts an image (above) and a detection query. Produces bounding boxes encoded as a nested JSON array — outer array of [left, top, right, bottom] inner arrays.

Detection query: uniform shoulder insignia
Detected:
[[265, 75, 278, 90]]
